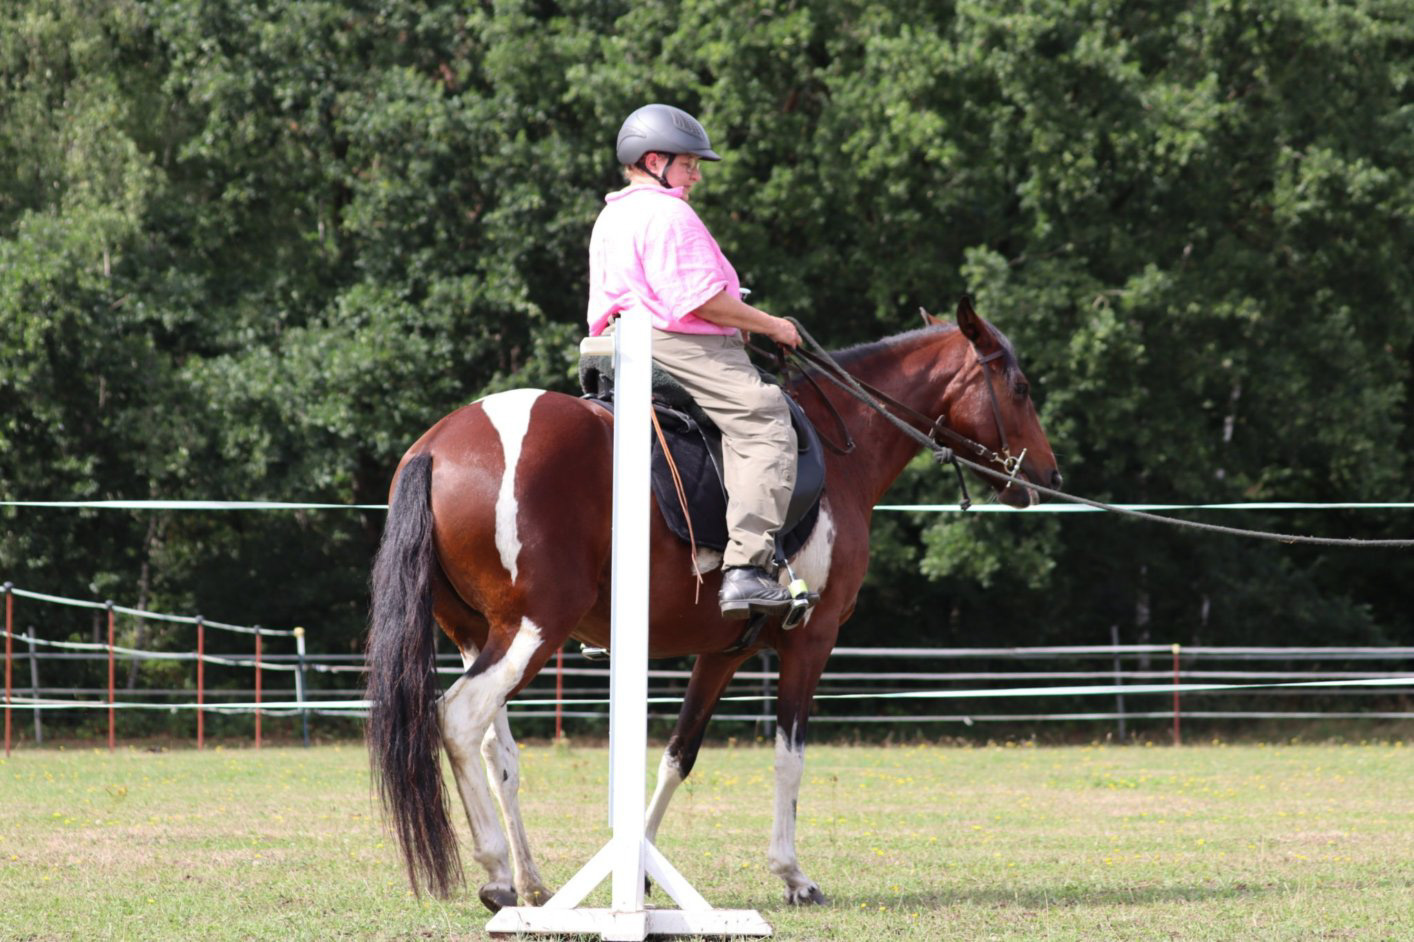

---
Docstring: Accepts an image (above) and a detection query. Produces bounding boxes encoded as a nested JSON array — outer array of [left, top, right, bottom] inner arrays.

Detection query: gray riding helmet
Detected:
[[615, 103, 722, 166]]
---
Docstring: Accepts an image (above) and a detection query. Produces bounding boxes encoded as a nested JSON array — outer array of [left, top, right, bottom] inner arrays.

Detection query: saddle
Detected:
[[579, 351, 826, 561]]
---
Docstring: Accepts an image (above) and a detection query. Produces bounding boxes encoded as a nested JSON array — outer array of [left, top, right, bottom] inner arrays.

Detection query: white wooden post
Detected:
[[486, 314, 771, 939]]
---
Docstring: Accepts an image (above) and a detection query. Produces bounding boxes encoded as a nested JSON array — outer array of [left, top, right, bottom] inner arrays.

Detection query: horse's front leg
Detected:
[[770, 639, 832, 906], [646, 651, 752, 845], [480, 706, 551, 905]]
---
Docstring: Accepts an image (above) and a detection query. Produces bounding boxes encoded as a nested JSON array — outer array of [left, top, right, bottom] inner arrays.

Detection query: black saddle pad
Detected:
[[580, 361, 825, 559], [644, 402, 822, 560]]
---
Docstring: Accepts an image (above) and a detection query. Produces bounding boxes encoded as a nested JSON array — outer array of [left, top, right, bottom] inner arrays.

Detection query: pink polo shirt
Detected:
[[586, 184, 739, 338]]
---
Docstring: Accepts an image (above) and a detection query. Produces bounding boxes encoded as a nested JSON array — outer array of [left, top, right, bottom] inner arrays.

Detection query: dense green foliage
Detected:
[[2, 1, 1410, 706]]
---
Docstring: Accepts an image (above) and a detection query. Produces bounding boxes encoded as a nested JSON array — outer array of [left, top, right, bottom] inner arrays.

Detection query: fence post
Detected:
[[1171, 643, 1182, 747], [4, 582, 12, 757], [294, 627, 309, 748], [27, 629, 42, 745], [106, 601, 116, 751], [196, 616, 205, 750], [758, 650, 775, 742], [1110, 625, 1127, 743], [254, 629, 262, 749], [554, 645, 564, 742]]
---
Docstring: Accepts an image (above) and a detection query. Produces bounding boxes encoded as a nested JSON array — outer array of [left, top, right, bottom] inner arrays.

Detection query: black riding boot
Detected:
[[719, 565, 793, 620]]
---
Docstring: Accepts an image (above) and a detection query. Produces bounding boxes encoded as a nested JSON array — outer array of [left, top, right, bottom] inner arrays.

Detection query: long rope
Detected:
[[783, 318, 1414, 549]]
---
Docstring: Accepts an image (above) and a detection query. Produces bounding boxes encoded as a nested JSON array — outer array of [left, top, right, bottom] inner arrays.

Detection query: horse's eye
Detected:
[[1014, 382, 1030, 399]]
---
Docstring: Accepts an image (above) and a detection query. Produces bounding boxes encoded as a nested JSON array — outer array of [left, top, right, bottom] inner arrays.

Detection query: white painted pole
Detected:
[[486, 317, 770, 939], [607, 310, 652, 918]]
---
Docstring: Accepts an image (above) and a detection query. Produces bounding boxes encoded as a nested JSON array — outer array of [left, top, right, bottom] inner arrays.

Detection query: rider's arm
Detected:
[[695, 291, 800, 348]]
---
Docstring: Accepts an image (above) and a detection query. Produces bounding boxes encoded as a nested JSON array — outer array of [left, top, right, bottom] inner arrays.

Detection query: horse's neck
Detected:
[[808, 328, 967, 504]]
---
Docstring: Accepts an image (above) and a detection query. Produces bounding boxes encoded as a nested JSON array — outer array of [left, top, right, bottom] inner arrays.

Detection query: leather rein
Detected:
[[749, 320, 1414, 548], [754, 322, 1030, 510]]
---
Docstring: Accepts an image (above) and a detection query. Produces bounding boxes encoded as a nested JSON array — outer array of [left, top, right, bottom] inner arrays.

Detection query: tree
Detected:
[[1, 0, 1409, 730]]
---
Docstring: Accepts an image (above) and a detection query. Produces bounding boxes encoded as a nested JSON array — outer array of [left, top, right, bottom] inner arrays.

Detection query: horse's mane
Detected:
[[824, 321, 1023, 383]]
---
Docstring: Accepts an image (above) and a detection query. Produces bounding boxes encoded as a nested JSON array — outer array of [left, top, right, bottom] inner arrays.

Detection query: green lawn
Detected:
[[1, 739, 1410, 940]]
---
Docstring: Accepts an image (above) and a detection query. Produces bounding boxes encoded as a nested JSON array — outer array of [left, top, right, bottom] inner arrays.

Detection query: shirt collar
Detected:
[[605, 183, 686, 203]]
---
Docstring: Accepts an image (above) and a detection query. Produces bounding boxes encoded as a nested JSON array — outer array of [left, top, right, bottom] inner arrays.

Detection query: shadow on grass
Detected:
[[793, 878, 1281, 913]]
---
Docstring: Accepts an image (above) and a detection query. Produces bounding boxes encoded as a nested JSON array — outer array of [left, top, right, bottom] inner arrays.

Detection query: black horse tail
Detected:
[[365, 452, 462, 897]]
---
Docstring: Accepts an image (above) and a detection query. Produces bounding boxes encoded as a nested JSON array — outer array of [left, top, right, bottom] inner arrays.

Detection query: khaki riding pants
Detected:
[[651, 328, 797, 570]]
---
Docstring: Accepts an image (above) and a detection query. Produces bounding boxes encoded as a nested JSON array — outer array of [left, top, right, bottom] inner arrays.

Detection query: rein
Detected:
[[759, 319, 1024, 511], [771, 318, 1414, 549]]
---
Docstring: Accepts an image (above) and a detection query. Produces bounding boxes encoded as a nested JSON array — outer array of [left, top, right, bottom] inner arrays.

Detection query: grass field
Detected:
[[1, 737, 1411, 941]]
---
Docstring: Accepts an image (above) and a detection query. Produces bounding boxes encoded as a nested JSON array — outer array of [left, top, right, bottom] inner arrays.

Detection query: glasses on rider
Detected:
[[650, 153, 701, 177]]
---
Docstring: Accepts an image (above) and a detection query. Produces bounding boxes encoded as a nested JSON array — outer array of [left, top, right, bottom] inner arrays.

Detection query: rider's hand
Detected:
[[769, 316, 800, 350]]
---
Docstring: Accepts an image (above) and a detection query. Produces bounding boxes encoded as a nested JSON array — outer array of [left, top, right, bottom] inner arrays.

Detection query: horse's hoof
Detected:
[[520, 883, 552, 907], [786, 884, 828, 906], [479, 884, 518, 913]]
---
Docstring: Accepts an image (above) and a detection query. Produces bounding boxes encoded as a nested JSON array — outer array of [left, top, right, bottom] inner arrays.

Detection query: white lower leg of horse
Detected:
[[439, 619, 543, 904], [481, 708, 550, 904], [645, 751, 686, 844], [768, 726, 824, 904]]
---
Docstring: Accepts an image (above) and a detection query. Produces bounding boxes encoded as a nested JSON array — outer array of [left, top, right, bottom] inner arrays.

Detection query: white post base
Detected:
[[487, 906, 772, 940], [486, 837, 771, 939]]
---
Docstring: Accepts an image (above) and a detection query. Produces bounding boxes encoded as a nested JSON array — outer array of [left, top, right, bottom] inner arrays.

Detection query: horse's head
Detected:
[[927, 297, 1062, 508]]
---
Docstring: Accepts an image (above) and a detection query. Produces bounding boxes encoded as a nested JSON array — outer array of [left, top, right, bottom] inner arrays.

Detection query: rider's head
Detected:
[[616, 104, 721, 193]]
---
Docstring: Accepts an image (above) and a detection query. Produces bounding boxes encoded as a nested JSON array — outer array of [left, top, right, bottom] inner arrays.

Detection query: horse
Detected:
[[364, 296, 1061, 911]]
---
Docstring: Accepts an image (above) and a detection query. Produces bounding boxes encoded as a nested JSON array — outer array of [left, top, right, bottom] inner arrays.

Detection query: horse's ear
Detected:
[[956, 295, 1002, 355], [919, 306, 943, 327], [955, 295, 983, 341]]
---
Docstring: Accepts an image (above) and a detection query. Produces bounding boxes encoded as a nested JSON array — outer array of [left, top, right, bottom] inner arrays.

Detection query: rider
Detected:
[[587, 103, 801, 620]]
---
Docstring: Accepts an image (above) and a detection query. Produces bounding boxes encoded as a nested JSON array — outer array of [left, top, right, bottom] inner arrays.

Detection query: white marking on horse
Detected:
[[645, 751, 687, 843], [479, 389, 545, 583], [440, 617, 545, 898], [693, 547, 724, 575], [786, 500, 835, 626], [482, 707, 551, 904], [768, 725, 820, 903], [452, 642, 546, 898]]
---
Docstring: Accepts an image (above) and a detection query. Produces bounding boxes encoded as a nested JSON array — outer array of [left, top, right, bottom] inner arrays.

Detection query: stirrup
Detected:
[[776, 553, 818, 631], [781, 588, 819, 631]]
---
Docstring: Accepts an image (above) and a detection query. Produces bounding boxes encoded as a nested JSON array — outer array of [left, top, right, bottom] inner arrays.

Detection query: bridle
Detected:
[[966, 346, 1029, 490], [764, 326, 1031, 508]]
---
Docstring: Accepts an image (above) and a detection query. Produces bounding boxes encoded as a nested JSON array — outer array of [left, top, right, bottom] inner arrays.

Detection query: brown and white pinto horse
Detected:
[[364, 297, 1060, 911]]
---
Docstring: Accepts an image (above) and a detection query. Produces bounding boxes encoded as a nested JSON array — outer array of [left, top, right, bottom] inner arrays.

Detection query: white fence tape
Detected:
[[6, 581, 1413, 730], [5, 500, 1414, 514], [1, 500, 387, 510], [3, 632, 298, 671], [875, 501, 1414, 513], [6, 673, 1412, 716], [6, 586, 293, 637]]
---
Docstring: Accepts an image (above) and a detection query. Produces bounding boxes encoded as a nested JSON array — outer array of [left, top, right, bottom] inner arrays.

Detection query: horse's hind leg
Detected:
[[481, 706, 551, 905], [441, 676, 514, 911], [439, 619, 554, 912], [443, 633, 551, 907]]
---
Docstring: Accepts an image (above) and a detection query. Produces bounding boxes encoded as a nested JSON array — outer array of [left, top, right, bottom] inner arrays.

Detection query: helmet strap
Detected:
[[635, 152, 676, 188]]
